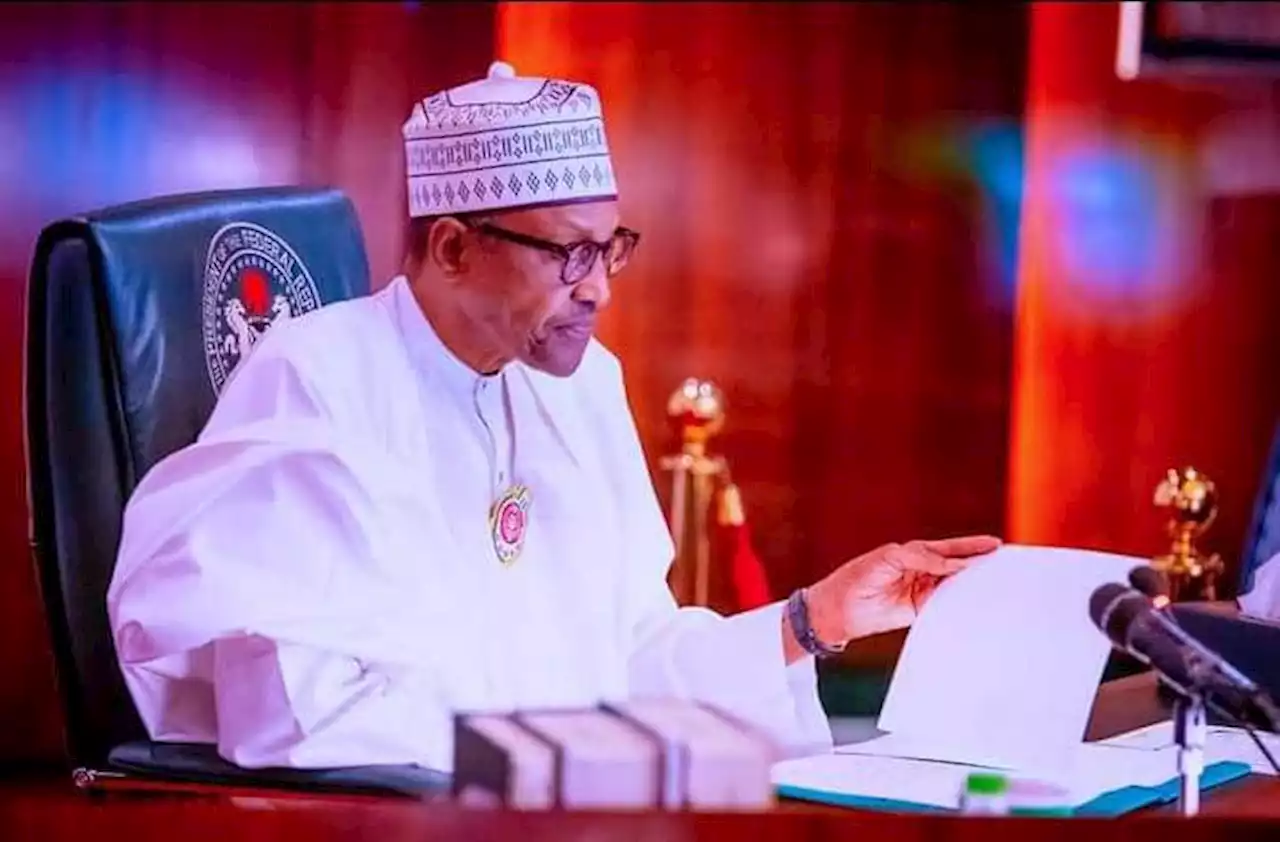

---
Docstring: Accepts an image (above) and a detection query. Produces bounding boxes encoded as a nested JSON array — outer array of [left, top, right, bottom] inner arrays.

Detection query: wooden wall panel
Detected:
[[0, 0, 494, 765], [499, 1, 1028, 600]]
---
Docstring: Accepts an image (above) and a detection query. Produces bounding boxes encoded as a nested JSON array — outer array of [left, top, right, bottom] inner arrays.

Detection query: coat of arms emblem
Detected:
[[201, 222, 321, 393]]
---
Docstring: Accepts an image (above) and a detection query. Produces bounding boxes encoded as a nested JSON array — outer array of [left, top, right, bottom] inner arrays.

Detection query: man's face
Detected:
[[455, 200, 624, 377]]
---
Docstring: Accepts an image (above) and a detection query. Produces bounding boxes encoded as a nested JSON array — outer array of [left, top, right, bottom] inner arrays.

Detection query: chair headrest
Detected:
[[34, 186, 371, 483]]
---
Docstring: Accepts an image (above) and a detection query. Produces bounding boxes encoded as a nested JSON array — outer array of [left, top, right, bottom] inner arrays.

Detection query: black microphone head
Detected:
[[1128, 566, 1170, 600], [1089, 582, 1147, 645]]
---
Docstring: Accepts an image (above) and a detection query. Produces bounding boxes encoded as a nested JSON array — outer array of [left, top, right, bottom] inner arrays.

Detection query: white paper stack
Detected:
[[1100, 721, 1280, 776]]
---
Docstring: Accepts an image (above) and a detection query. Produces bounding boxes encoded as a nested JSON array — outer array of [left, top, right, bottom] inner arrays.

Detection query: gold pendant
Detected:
[[490, 484, 532, 566]]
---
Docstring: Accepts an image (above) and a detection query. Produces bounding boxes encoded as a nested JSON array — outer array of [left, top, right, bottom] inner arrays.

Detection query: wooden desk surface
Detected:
[[3, 784, 1278, 841], [1, 676, 1277, 839]]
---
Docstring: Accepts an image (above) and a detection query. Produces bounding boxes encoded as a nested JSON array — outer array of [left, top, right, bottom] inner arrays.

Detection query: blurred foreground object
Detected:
[[1153, 466, 1224, 601], [452, 700, 776, 809], [661, 378, 771, 609]]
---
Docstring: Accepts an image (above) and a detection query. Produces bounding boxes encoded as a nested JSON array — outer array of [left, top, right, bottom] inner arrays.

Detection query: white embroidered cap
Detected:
[[402, 61, 618, 218]]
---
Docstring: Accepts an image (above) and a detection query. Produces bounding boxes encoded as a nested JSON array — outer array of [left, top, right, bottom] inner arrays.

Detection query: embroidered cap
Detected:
[[402, 61, 618, 218]]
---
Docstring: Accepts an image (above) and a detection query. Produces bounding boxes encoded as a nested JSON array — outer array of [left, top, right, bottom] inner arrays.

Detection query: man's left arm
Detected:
[[593, 352, 832, 756], [595, 349, 998, 756], [624, 567, 835, 757]]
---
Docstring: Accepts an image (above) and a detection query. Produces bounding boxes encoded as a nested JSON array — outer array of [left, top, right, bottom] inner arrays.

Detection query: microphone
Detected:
[[1128, 566, 1171, 609], [1089, 583, 1280, 728]]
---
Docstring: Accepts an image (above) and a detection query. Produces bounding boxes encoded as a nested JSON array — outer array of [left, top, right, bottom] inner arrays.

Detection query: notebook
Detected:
[[772, 744, 1251, 816]]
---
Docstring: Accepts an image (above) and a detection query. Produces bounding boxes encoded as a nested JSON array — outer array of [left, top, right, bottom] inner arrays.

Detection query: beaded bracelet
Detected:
[[786, 588, 846, 658]]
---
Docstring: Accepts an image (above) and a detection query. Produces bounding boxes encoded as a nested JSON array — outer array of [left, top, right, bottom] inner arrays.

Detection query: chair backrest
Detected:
[[1241, 420, 1280, 597], [24, 187, 372, 769]]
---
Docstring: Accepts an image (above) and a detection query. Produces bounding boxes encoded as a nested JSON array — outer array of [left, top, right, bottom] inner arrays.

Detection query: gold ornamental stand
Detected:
[[1152, 466, 1224, 602], [661, 378, 728, 607]]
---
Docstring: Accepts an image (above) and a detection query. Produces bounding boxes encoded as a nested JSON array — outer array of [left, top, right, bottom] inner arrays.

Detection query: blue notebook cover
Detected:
[[777, 760, 1252, 817]]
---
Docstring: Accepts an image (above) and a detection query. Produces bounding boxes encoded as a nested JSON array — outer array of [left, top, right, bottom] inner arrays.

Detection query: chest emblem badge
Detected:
[[490, 484, 532, 566]]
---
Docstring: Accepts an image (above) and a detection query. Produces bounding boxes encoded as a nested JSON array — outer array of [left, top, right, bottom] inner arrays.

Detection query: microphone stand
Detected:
[[1171, 691, 1207, 817]]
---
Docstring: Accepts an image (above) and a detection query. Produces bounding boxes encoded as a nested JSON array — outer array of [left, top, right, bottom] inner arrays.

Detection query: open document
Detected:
[[854, 544, 1141, 772], [773, 545, 1253, 812]]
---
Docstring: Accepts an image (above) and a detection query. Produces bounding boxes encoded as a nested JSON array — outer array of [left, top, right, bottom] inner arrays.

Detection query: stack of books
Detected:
[[452, 699, 778, 810]]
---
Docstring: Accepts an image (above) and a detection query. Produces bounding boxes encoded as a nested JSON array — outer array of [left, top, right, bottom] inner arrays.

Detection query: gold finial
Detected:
[[666, 377, 726, 456], [1152, 466, 1224, 601]]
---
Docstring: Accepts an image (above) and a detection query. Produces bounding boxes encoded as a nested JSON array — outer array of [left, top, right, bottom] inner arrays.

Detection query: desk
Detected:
[[0, 677, 1277, 840]]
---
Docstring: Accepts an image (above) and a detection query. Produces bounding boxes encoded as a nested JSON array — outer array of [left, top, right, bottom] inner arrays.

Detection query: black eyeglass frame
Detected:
[[461, 218, 641, 286]]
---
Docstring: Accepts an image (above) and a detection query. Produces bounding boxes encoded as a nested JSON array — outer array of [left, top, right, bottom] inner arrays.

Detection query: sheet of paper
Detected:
[[1101, 721, 1280, 776], [773, 744, 1190, 809], [868, 544, 1142, 771]]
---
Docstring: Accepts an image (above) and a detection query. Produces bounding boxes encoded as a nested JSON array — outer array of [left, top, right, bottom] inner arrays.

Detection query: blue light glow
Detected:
[[965, 122, 1026, 308], [1047, 147, 1159, 289]]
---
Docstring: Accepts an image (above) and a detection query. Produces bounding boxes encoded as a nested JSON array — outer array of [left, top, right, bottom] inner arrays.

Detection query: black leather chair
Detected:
[[25, 187, 449, 797], [1241, 420, 1280, 598]]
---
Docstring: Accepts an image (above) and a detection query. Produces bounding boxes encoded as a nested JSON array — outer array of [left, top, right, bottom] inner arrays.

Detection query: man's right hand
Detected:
[[784, 536, 1001, 662]]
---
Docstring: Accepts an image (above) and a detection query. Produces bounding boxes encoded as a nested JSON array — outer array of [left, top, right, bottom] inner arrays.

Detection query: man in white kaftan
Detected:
[[108, 62, 1000, 773]]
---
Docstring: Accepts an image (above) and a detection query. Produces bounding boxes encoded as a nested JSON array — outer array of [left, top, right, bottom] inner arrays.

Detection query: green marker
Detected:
[[960, 772, 1009, 816]]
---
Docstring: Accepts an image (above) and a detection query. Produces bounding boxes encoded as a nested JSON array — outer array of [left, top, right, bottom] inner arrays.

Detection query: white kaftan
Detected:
[[107, 276, 831, 772]]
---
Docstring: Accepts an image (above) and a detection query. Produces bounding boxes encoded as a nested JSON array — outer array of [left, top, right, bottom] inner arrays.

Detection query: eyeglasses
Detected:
[[463, 219, 640, 286]]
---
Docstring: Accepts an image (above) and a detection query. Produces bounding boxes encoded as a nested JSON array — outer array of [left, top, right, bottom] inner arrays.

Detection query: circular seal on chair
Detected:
[[200, 221, 322, 394]]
